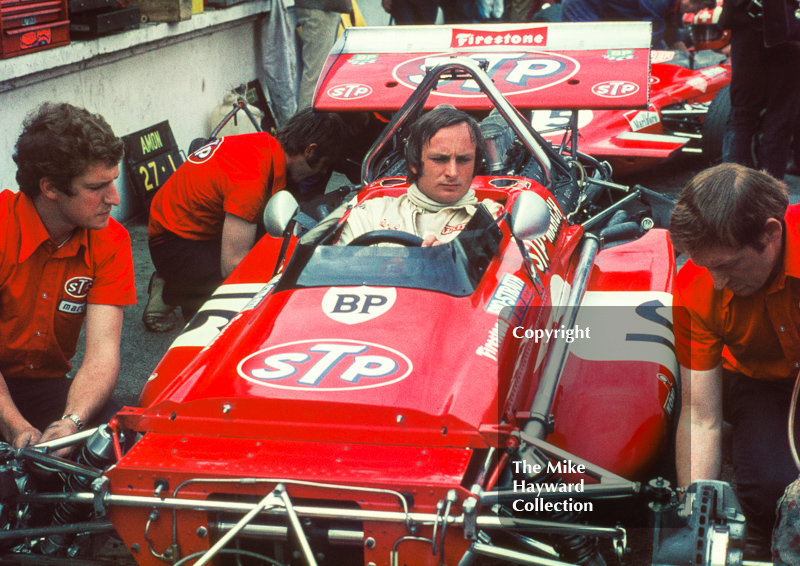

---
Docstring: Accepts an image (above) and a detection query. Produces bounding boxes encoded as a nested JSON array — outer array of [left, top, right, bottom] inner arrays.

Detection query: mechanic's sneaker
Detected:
[[142, 272, 176, 332]]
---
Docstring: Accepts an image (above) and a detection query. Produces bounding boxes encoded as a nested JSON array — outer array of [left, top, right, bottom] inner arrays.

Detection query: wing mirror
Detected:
[[263, 191, 299, 237], [509, 191, 551, 241]]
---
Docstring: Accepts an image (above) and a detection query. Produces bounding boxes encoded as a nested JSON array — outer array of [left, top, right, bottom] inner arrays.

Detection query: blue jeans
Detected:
[[722, 25, 800, 179]]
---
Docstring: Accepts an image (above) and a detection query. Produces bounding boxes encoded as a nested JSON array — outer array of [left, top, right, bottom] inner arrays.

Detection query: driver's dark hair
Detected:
[[276, 108, 347, 167], [669, 163, 788, 254], [13, 102, 123, 198], [405, 105, 486, 186]]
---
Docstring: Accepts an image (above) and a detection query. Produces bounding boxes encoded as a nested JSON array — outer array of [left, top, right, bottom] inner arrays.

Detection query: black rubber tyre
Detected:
[[701, 84, 731, 164]]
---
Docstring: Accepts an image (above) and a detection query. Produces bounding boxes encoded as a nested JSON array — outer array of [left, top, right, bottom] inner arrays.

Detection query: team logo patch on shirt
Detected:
[[65, 276, 93, 299], [188, 138, 224, 164], [58, 300, 86, 314]]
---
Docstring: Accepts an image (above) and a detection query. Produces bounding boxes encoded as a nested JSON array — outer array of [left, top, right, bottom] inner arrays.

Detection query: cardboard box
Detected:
[[127, 0, 189, 22]]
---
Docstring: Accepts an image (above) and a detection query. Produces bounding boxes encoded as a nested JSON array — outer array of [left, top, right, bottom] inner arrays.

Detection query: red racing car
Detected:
[[0, 23, 744, 566]]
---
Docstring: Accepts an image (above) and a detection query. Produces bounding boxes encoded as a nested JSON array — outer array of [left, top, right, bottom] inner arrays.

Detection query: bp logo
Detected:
[[188, 138, 223, 164], [238, 339, 413, 391], [65, 276, 93, 299], [392, 52, 579, 98]]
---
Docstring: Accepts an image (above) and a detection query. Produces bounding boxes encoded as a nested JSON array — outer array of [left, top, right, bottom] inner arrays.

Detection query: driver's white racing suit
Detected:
[[338, 184, 503, 245]]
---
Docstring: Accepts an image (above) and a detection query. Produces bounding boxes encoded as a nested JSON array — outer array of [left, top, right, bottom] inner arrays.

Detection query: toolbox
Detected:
[[0, 0, 68, 58]]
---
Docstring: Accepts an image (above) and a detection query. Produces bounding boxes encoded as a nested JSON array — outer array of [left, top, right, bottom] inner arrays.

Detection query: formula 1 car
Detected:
[[0, 23, 746, 566], [531, 48, 731, 177], [527, 3, 733, 177]]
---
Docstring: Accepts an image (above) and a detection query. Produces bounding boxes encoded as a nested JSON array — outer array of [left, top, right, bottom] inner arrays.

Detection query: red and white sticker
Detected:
[[188, 138, 223, 164], [64, 276, 93, 299], [592, 81, 639, 98], [626, 110, 660, 132], [650, 51, 676, 64], [450, 26, 548, 48], [238, 339, 412, 391], [327, 84, 373, 100], [687, 77, 708, 93], [393, 52, 579, 98]]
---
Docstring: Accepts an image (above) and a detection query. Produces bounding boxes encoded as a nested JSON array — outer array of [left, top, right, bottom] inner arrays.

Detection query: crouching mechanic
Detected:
[[338, 105, 502, 246], [671, 163, 797, 558], [1, 103, 135, 451], [145, 109, 347, 328]]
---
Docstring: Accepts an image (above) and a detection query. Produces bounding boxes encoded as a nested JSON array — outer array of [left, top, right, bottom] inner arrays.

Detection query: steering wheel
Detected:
[[347, 230, 424, 247]]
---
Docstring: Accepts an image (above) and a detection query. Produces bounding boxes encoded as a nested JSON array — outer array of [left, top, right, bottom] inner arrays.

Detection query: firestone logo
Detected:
[[238, 339, 413, 391], [591, 81, 639, 98], [451, 27, 547, 48]]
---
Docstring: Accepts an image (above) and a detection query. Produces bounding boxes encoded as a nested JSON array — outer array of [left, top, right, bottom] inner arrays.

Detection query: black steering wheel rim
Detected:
[[346, 230, 425, 247]]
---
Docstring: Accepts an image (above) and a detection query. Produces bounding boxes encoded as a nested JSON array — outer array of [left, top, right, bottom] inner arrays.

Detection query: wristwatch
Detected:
[[61, 413, 84, 431]]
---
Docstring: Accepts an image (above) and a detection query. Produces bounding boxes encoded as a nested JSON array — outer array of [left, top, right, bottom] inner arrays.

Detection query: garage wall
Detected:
[[0, 2, 276, 220]]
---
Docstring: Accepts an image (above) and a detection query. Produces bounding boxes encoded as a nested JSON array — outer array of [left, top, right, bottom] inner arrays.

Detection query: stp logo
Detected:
[[188, 138, 223, 164], [238, 339, 413, 391], [393, 52, 579, 98], [327, 84, 372, 100], [322, 287, 396, 324], [592, 81, 639, 98], [65, 277, 93, 299]]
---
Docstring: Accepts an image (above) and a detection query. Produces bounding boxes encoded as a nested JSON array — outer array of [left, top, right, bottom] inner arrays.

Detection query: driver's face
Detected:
[[411, 123, 476, 205]]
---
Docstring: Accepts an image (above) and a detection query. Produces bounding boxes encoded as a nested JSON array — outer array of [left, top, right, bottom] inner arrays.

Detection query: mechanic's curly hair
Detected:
[[669, 163, 788, 254], [405, 105, 486, 186], [13, 102, 123, 198], [276, 108, 348, 167]]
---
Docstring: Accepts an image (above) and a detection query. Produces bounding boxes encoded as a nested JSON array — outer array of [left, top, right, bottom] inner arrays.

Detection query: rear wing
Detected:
[[313, 22, 652, 112]]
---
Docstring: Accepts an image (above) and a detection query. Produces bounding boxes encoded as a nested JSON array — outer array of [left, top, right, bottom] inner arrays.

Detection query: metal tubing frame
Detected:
[[361, 57, 553, 187], [20, 492, 624, 538], [468, 542, 576, 566], [522, 235, 600, 441]]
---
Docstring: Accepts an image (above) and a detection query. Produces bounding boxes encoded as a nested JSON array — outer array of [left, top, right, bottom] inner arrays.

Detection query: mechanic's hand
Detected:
[[422, 234, 443, 247], [11, 426, 42, 451], [38, 419, 79, 458], [381, 0, 391, 13]]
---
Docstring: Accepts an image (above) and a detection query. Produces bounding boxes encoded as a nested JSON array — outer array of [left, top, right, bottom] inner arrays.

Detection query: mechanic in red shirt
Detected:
[[671, 162, 797, 557], [146, 109, 346, 328], [1, 103, 136, 452]]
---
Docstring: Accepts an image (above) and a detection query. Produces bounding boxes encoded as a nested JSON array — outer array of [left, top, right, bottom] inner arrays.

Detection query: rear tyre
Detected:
[[701, 84, 730, 164]]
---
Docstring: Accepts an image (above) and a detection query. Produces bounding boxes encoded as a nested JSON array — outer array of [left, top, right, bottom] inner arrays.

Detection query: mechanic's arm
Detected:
[[0, 371, 41, 449], [676, 362, 723, 487], [221, 212, 258, 278], [38, 304, 123, 446]]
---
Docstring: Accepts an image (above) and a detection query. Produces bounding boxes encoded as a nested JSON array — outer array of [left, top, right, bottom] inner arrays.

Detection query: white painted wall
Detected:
[[0, 4, 273, 220]]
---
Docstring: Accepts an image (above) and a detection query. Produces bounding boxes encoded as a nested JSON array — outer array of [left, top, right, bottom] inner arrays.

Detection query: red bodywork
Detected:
[[96, 27, 680, 564], [533, 50, 731, 176], [105, 175, 677, 565]]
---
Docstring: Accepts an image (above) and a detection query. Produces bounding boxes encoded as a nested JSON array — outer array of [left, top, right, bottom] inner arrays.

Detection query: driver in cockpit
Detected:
[[338, 105, 503, 246]]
